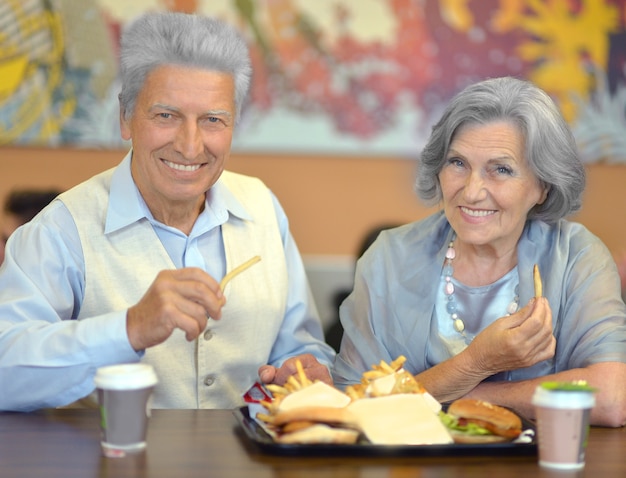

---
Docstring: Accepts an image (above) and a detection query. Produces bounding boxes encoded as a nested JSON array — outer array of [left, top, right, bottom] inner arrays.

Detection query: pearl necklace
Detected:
[[443, 239, 519, 338]]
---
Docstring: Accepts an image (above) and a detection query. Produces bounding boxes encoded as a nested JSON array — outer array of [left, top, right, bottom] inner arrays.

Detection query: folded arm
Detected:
[[416, 297, 555, 401], [465, 361, 626, 428]]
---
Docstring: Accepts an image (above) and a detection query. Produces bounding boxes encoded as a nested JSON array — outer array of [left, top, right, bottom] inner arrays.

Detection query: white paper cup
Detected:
[[94, 363, 158, 458], [532, 384, 596, 470]]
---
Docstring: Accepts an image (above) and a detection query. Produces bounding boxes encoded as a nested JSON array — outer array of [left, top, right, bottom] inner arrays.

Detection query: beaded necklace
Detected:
[[443, 238, 519, 339]]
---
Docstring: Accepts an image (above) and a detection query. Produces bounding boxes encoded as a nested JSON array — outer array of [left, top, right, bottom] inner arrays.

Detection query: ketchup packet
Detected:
[[243, 381, 273, 404], [243, 382, 273, 424]]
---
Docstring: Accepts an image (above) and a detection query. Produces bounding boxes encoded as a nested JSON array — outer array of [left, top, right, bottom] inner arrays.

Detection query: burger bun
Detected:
[[449, 431, 510, 444], [446, 399, 523, 443]]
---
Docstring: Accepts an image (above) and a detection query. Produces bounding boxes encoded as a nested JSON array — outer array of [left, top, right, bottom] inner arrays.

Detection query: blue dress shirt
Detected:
[[0, 155, 334, 411]]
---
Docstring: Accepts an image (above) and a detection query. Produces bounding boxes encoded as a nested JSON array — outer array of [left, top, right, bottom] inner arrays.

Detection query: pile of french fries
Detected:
[[255, 356, 430, 444], [345, 355, 426, 399], [258, 356, 415, 418], [258, 360, 315, 416]]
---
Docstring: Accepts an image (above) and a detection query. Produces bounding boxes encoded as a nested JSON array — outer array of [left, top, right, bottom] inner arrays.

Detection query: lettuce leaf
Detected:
[[439, 411, 492, 436]]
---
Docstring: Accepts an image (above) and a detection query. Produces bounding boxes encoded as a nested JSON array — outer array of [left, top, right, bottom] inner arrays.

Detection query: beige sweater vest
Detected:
[[61, 168, 287, 408]]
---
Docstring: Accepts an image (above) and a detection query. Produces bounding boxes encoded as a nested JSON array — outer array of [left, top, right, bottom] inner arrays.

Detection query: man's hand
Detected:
[[126, 267, 225, 351], [258, 353, 332, 386]]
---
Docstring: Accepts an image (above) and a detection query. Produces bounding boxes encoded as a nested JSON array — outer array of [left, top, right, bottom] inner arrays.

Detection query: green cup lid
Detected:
[[539, 380, 597, 392]]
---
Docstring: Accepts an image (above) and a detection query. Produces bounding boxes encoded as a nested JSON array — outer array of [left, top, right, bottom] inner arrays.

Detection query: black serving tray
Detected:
[[233, 406, 537, 457]]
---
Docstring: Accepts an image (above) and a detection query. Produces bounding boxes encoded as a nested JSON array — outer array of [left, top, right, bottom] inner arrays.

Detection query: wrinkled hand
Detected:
[[258, 353, 332, 386], [126, 268, 225, 351], [466, 297, 555, 375]]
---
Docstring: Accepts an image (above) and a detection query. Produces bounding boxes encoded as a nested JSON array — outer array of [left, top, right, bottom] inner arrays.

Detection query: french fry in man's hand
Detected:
[[220, 256, 261, 291]]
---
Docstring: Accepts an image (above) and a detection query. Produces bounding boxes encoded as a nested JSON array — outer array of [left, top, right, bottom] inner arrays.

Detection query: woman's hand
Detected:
[[466, 297, 556, 375]]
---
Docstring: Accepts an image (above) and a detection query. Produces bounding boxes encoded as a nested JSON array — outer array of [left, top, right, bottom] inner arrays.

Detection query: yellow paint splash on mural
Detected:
[[491, 0, 526, 33], [439, 0, 474, 33], [0, 4, 75, 144], [0, 56, 29, 99], [507, 0, 620, 121]]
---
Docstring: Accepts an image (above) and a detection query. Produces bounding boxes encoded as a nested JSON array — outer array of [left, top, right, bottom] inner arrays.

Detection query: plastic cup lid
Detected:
[[94, 363, 158, 390], [532, 382, 596, 409]]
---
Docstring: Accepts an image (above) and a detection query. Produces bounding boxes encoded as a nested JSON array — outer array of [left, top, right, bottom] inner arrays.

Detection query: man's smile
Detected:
[[162, 159, 203, 172]]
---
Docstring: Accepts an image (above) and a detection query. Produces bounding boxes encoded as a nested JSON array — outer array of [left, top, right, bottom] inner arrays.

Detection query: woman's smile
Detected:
[[459, 206, 496, 218]]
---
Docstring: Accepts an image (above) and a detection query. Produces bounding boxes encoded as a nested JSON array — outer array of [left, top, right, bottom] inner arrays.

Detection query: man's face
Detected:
[[121, 65, 236, 224]]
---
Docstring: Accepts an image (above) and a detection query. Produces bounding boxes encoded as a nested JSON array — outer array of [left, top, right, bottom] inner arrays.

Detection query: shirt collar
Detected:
[[208, 174, 251, 221], [105, 150, 252, 234]]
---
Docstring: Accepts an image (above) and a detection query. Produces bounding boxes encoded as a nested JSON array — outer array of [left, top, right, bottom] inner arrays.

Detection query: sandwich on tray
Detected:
[[440, 398, 523, 443]]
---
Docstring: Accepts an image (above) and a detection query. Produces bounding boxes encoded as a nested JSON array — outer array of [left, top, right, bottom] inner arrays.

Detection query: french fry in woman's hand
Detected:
[[533, 264, 543, 297]]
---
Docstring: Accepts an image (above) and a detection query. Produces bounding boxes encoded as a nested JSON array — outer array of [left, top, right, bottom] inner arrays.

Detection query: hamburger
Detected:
[[441, 399, 523, 444], [255, 366, 360, 444], [269, 405, 360, 444]]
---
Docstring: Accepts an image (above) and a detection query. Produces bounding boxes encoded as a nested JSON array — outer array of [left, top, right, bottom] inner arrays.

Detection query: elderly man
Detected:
[[0, 12, 334, 411]]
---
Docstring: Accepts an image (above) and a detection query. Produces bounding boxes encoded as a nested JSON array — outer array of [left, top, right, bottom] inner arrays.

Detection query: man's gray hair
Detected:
[[118, 12, 252, 122]]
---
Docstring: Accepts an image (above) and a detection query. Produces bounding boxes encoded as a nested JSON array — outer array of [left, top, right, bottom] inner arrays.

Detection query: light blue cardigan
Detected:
[[333, 211, 626, 387]]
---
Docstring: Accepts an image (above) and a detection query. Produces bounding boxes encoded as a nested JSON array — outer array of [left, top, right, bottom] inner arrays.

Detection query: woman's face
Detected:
[[438, 120, 547, 252]]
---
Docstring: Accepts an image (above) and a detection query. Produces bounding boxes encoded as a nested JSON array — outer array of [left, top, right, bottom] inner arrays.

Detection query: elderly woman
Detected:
[[333, 77, 626, 427]]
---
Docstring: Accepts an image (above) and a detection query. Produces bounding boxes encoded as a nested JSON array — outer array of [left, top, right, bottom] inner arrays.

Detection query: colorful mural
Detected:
[[1, 0, 625, 161]]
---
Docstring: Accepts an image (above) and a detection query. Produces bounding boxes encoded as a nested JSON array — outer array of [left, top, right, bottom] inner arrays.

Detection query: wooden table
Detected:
[[0, 408, 624, 477]]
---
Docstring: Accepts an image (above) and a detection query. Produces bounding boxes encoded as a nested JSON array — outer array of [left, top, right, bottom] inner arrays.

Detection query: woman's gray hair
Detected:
[[416, 76, 585, 222], [118, 12, 252, 122]]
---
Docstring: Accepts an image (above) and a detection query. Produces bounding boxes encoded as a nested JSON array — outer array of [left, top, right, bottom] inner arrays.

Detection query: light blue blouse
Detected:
[[333, 211, 626, 388], [432, 268, 519, 358]]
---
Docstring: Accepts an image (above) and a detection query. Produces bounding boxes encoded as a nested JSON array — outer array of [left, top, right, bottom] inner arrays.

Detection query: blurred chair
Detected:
[[325, 223, 401, 352], [1, 188, 62, 263]]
